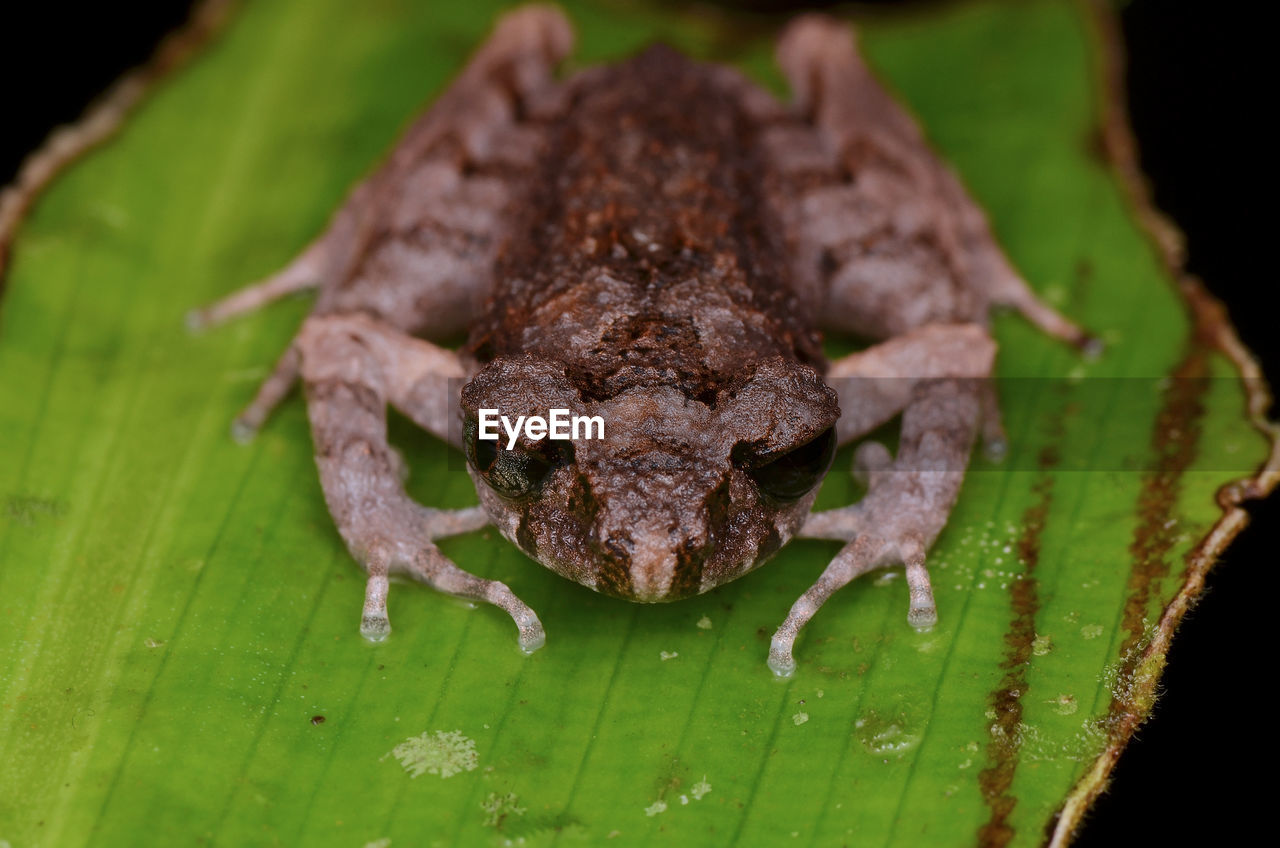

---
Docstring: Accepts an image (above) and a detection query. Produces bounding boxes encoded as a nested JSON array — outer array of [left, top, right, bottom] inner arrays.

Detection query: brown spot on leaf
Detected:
[[1110, 340, 1209, 717], [977, 431, 1063, 846], [1083, 123, 1109, 164], [1074, 257, 1094, 284]]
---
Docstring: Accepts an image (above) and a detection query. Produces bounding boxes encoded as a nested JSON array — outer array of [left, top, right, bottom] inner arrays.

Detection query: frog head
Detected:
[[460, 355, 838, 601]]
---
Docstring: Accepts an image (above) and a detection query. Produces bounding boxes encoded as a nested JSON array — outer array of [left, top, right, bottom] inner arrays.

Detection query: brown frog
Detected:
[[189, 6, 1093, 676]]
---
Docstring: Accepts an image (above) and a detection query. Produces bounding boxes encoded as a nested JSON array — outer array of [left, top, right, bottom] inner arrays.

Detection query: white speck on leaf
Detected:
[[481, 792, 526, 827], [644, 800, 668, 817], [660, 651, 678, 661], [696, 616, 712, 630], [385, 730, 477, 778], [691, 776, 712, 800], [793, 711, 809, 726]]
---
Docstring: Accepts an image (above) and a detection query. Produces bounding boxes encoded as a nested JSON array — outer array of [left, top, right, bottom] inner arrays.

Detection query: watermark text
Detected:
[[478, 408, 605, 449]]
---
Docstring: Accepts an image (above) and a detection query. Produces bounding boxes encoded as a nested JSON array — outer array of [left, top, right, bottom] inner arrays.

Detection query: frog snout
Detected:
[[596, 518, 715, 602], [582, 455, 728, 601], [626, 529, 680, 601]]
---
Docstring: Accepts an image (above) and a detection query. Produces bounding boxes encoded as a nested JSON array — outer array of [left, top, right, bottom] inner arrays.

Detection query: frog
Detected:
[[188, 5, 1094, 676]]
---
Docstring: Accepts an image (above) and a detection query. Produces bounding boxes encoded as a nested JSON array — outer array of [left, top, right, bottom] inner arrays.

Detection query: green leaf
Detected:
[[0, 1, 1272, 846]]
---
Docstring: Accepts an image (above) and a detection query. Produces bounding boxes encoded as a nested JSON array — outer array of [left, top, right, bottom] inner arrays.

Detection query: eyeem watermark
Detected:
[[478, 408, 605, 449]]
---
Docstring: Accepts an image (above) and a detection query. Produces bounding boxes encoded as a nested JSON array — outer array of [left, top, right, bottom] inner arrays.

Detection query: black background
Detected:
[[2, 1, 1273, 843]]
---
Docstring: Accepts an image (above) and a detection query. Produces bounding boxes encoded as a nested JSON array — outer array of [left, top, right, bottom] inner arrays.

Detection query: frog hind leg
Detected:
[[297, 312, 545, 652], [774, 14, 1099, 355], [190, 5, 574, 442], [769, 324, 994, 676]]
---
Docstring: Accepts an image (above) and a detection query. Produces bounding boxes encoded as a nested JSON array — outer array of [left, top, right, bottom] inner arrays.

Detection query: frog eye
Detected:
[[738, 427, 837, 502], [464, 419, 559, 500]]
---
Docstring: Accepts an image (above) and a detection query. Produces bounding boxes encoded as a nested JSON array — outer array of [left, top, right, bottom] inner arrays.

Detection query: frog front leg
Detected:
[[297, 313, 545, 652], [188, 5, 573, 442], [769, 324, 993, 677]]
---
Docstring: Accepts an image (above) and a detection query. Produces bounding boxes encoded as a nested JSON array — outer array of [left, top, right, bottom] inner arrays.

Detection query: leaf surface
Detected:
[[0, 1, 1271, 846]]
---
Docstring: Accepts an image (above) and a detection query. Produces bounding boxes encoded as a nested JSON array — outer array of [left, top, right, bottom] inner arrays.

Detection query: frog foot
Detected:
[[352, 506, 545, 653], [768, 533, 935, 678], [771, 378, 979, 675]]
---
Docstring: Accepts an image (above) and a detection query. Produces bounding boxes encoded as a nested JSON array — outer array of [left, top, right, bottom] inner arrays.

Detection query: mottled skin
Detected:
[[191, 6, 1091, 674], [462, 44, 835, 603]]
